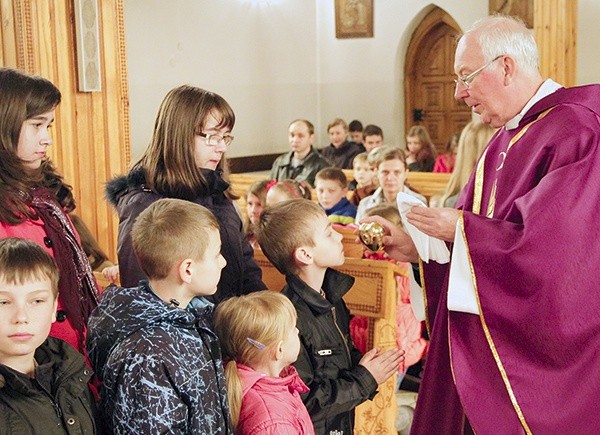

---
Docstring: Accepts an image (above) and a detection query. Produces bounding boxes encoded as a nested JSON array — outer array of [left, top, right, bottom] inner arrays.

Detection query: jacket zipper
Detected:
[[331, 306, 351, 364]]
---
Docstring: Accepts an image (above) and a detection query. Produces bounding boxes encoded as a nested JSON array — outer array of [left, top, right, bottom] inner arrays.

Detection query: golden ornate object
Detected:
[[358, 222, 385, 252]]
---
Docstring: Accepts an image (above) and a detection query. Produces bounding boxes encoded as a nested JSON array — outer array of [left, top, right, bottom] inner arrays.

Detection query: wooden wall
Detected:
[[534, 0, 578, 87], [0, 0, 130, 260]]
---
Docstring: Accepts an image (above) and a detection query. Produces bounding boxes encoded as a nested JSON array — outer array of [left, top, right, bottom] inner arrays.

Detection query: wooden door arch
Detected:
[[404, 7, 472, 154]]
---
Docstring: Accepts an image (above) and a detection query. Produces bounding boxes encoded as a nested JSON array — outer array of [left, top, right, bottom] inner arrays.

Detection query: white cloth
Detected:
[[396, 193, 450, 264], [504, 79, 562, 130], [409, 266, 426, 321], [447, 218, 480, 315]]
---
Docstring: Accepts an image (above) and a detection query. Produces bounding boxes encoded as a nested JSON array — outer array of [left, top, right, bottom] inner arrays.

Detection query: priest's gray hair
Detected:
[[465, 15, 540, 77]]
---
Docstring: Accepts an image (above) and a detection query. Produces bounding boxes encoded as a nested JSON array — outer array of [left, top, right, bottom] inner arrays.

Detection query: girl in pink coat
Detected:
[[215, 291, 315, 435]]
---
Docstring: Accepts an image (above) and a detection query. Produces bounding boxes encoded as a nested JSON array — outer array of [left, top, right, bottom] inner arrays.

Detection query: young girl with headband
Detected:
[[214, 291, 315, 434], [264, 179, 312, 206]]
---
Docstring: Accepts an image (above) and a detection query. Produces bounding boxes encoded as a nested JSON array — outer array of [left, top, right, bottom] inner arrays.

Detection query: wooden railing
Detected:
[[253, 249, 408, 434], [229, 170, 451, 210]]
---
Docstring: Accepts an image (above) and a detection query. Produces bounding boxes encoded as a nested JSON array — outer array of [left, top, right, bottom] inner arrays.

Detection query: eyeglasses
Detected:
[[454, 55, 504, 89], [196, 132, 234, 147]]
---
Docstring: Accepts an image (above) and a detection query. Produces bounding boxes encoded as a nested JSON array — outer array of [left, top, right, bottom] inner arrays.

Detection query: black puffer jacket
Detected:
[[283, 269, 378, 434], [105, 168, 265, 303], [0, 337, 98, 435]]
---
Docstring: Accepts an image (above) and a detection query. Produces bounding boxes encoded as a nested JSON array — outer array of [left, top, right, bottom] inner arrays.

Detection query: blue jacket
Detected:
[[87, 282, 231, 434], [324, 197, 357, 225]]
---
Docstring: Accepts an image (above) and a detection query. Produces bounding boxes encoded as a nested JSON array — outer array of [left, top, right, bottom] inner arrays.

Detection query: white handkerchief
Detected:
[[396, 192, 450, 264], [447, 219, 480, 315], [409, 267, 426, 321]]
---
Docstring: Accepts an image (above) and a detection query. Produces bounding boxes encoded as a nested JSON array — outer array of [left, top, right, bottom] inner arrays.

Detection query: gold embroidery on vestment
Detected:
[[464, 109, 556, 433]]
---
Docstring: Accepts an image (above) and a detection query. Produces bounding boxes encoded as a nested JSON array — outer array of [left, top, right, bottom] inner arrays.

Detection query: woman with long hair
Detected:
[[106, 85, 265, 302], [0, 68, 99, 353]]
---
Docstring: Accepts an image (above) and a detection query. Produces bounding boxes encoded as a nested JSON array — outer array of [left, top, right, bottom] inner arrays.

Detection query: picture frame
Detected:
[[73, 0, 102, 92], [335, 0, 374, 39], [489, 0, 533, 29]]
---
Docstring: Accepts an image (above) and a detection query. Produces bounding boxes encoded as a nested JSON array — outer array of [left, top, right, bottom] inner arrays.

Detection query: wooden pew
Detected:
[[335, 225, 363, 258], [253, 249, 408, 434], [406, 172, 451, 202]]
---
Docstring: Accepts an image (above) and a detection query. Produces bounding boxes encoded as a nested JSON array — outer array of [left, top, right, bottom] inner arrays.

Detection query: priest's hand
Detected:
[[407, 206, 459, 242], [359, 216, 419, 263]]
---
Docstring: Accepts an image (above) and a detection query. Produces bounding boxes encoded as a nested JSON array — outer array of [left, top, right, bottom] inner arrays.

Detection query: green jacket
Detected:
[[0, 337, 98, 435]]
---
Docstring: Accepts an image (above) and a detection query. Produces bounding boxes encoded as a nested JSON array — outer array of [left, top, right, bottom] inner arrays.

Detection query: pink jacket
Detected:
[[1, 217, 82, 351], [236, 364, 314, 435]]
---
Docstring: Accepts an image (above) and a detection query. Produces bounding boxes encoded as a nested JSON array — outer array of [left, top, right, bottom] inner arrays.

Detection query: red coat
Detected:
[[236, 364, 314, 435], [1, 217, 83, 351]]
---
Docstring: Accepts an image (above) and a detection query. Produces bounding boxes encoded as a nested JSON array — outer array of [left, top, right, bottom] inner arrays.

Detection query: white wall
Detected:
[[125, 0, 600, 161], [577, 0, 600, 86]]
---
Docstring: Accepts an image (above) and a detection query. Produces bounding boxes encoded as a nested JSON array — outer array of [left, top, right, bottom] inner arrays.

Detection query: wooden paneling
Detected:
[[0, 0, 130, 260], [534, 0, 578, 87], [405, 7, 470, 154]]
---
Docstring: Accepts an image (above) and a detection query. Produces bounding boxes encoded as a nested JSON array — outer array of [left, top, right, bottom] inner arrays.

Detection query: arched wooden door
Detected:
[[405, 8, 472, 154]]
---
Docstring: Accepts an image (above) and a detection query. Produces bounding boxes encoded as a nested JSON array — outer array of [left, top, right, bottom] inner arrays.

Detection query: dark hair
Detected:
[[69, 214, 110, 271], [134, 85, 236, 200], [315, 167, 348, 189], [0, 68, 75, 224], [349, 120, 363, 132], [407, 125, 437, 163], [363, 124, 383, 139], [0, 237, 59, 297]]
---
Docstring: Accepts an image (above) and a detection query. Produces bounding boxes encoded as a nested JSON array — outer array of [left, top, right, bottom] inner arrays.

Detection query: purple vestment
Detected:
[[412, 85, 600, 434]]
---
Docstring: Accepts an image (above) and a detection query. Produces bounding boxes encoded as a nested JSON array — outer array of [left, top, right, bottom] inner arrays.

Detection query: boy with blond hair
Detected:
[[255, 199, 403, 434], [0, 238, 99, 433], [87, 198, 231, 434], [349, 153, 377, 206], [314, 167, 357, 226], [320, 118, 363, 169]]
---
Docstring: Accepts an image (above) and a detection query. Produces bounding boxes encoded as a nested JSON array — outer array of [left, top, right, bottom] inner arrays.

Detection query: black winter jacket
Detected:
[[283, 269, 378, 434], [105, 168, 265, 303], [87, 282, 231, 434], [319, 141, 363, 169], [0, 337, 98, 435]]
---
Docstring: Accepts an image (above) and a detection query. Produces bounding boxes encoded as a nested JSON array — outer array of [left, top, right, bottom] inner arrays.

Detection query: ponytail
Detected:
[[224, 360, 243, 429]]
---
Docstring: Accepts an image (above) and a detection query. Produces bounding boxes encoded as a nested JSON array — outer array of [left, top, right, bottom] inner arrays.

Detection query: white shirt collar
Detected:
[[505, 79, 563, 130]]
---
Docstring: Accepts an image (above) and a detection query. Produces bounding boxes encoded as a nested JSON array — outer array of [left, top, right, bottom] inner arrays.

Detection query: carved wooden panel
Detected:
[[0, 0, 130, 260], [405, 8, 471, 151]]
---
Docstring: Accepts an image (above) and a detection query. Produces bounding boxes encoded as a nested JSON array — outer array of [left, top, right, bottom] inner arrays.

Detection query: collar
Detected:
[[286, 268, 354, 315], [279, 147, 317, 166], [505, 79, 563, 130]]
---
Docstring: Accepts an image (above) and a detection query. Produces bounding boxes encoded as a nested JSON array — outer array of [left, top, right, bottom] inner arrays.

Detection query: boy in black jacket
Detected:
[[256, 199, 403, 434], [0, 238, 98, 434]]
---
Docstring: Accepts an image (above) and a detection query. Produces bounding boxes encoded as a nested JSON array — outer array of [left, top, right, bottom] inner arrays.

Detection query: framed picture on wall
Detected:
[[335, 0, 374, 38], [489, 0, 533, 29]]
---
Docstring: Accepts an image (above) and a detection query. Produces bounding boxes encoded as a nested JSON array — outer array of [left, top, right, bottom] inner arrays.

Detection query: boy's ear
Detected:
[[294, 246, 313, 266], [177, 258, 195, 284], [51, 298, 58, 323]]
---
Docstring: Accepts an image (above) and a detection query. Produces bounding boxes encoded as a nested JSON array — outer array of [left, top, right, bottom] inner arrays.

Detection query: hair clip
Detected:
[[246, 337, 266, 350], [266, 179, 278, 192]]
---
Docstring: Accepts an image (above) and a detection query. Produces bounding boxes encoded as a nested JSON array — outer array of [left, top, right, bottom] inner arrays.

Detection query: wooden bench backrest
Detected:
[[334, 225, 363, 258], [253, 249, 406, 319], [406, 172, 451, 201]]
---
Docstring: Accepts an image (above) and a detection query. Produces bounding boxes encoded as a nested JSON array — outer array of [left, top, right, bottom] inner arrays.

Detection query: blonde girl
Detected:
[[214, 291, 315, 434], [437, 121, 496, 207]]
